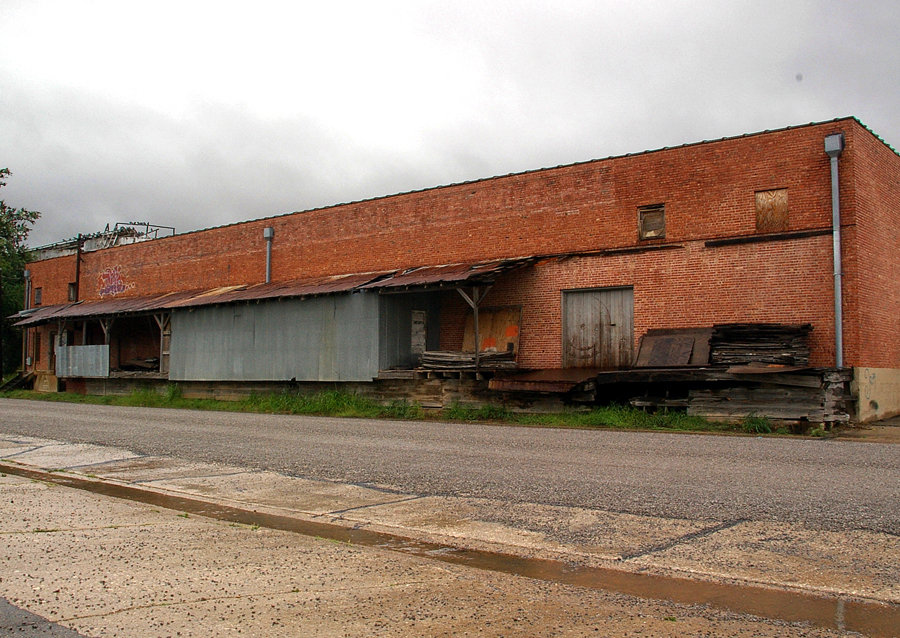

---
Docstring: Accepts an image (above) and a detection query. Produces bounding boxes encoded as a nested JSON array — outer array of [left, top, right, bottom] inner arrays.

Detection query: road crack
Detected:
[[618, 518, 748, 561]]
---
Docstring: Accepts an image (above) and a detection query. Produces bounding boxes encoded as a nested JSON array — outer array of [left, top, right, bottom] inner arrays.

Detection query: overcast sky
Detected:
[[2, 0, 898, 247]]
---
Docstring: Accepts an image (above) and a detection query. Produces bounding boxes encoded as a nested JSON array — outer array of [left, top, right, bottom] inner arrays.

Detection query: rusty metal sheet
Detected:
[[11, 304, 77, 327], [165, 272, 389, 309], [14, 259, 533, 327], [635, 335, 694, 367], [13, 273, 391, 326], [360, 258, 534, 290], [637, 328, 713, 366], [12, 292, 201, 326]]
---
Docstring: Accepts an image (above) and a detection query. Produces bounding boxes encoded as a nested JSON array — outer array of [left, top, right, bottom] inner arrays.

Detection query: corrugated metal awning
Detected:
[[12, 290, 206, 327], [359, 258, 533, 291], [11, 259, 534, 327], [163, 272, 391, 309], [11, 274, 386, 327]]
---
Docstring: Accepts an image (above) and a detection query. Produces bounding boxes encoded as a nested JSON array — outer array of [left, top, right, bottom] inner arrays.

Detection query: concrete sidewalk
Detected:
[[1, 432, 898, 635]]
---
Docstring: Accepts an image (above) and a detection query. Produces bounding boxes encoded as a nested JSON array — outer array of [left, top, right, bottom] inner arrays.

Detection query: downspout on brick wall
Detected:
[[824, 133, 845, 368], [74, 233, 82, 301], [22, 269, 30, 370], [264, 227, 274, 283]]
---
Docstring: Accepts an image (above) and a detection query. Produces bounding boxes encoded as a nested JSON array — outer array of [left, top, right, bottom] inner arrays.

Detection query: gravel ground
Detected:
[[1, 399, 898, 534]]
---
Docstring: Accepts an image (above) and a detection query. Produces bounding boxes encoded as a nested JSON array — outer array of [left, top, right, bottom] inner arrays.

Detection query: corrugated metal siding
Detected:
[[169, 293, 380, 381], [56, 345, 110, 378]]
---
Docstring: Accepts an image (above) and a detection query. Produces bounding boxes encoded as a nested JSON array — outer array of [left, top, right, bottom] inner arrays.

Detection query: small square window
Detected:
[[68, 282, 77, 301], [756, 188, 788, 233], [638, 204, 666, 240], [33, 287, 42, 306]]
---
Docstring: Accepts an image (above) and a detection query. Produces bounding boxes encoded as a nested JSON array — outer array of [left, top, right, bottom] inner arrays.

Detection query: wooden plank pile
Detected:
[[709, 323, 812, 366], [421, 350, 517, 370], [687, 368, 852, 424]]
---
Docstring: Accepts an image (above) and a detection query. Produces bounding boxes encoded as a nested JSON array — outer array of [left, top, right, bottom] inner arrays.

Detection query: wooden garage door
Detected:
[[563, 287, 634, 369]]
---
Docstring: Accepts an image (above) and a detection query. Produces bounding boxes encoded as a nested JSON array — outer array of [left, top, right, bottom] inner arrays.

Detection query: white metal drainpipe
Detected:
[[263, 227, 275, 283], [824, 133, 845, 368], [22, 269, 31, 370]]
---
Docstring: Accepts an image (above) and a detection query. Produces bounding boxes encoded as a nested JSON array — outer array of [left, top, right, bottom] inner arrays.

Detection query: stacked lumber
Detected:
[[687, 368, 851, 423], [421, 350, 517, 370], [709, 323, 812, 366]]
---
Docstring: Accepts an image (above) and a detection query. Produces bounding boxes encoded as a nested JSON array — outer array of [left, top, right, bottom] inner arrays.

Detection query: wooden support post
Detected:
[[456, 284, 492, 371], [99, 318, 113, 345], [153, 313, 171, 375]]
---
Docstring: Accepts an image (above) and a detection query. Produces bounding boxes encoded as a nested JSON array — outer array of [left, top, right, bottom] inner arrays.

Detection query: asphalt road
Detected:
[[1, 398, 897, 534]]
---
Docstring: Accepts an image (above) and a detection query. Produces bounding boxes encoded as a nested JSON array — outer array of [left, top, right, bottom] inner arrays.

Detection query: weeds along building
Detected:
[[12, 117, 900, 422]]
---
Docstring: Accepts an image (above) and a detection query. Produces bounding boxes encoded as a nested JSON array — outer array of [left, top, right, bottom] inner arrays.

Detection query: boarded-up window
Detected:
[[33, 287, 42, 306], [756, 189, 788, 233], [463, 306, 522, 355], [68, 282, 77, 301], [638, 204, 665, 239]]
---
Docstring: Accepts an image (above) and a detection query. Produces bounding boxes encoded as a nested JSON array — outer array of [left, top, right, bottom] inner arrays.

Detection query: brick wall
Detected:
[[24, 118, 899, 370], [850, 123, 900, 368], [441, 234, 838, 368], [28, 121, 846, 298]]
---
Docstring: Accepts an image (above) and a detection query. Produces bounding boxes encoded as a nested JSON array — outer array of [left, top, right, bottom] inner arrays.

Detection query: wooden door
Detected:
[[563, 288, 634, 369], [410, 310, 427, 357]]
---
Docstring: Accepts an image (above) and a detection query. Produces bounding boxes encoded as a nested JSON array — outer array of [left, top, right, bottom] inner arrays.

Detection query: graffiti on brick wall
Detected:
[[98, 265, 136, 297]]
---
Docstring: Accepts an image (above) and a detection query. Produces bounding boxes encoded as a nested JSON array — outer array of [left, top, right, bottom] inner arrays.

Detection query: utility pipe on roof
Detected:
[[824, 133, 845, 368], [263, 227, 275, 283]]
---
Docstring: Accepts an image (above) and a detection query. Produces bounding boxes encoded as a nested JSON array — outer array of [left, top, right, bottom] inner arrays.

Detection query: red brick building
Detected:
[[14, 117, 900, 420]]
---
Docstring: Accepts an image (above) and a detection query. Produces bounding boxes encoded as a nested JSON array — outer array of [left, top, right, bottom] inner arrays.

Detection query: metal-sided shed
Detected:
[[11, 258, 533, 386], [169, 292, 381, 382]]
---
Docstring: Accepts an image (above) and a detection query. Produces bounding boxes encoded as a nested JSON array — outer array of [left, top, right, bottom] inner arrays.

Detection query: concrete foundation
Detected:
[[853, 367, 900, 422]]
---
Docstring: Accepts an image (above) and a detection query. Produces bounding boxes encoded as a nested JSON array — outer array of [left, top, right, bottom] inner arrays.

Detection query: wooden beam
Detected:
[[99, 318, 114, 345]]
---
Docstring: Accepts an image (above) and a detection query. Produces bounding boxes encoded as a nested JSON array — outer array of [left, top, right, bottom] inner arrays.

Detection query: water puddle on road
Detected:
[[4, 462, 897, 637]]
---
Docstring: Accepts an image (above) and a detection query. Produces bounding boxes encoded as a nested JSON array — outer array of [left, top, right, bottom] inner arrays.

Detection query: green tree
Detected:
[[1, 168, 41, 378]]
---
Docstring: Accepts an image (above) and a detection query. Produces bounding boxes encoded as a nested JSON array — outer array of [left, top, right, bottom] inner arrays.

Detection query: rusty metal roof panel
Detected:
[[11, 260, 532, 326], [11, 303, 77, 327], [360, 258, 533, 290], [12, 273, 393, 326], [12, 291, 205, 326], [165, 272, 391, 308]]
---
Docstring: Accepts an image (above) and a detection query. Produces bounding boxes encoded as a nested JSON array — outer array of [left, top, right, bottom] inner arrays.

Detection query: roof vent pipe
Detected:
[[824, 133, 845, 368], [263, 227, 275, 283]]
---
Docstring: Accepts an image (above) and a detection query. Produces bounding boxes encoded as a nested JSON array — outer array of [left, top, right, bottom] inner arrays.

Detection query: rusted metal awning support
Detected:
[[456, 285, 492, 371]]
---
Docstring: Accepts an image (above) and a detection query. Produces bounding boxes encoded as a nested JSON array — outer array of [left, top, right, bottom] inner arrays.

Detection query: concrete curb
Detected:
[[2, 446, 898, 636]]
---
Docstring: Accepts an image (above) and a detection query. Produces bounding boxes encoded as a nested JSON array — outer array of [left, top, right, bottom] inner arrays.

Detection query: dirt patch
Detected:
[[837, 421, 900, 444]]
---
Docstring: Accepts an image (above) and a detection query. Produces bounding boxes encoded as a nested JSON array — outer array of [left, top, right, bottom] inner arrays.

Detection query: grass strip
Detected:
[[1, 386, 800, 435]]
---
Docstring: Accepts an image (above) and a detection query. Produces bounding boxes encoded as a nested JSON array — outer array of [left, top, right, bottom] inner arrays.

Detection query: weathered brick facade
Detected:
[[22, 117, 900, 374]]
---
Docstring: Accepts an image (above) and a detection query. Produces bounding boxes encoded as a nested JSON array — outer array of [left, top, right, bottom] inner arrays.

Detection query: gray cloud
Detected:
[[1, 0, 897, 247]]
